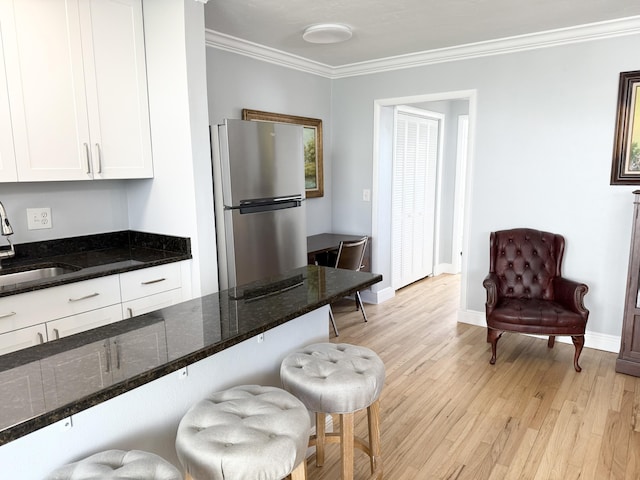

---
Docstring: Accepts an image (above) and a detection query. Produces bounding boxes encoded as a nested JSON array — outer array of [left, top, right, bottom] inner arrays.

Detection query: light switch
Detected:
[[363, 189, 371, 202]]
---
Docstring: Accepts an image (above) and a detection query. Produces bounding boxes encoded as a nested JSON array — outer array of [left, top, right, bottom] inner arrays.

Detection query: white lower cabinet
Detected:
[[0, 324, 47, 356], [0, 360, 45, 429], [111, 321, 167, 382], [0, 260, 189, 355], [120, 262, 184, 319], [0, 275, 121, 335], [46, 304, 123, 341], [41, 321, 168, 409], [122, 289, 183, 319], [41, 339, 113, 409]]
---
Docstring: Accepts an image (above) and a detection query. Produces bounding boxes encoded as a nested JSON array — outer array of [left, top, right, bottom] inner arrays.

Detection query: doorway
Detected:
[[371, 90, 476, 310]]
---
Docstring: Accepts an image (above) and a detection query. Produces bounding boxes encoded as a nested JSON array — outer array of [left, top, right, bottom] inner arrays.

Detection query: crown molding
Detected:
[[204, 30, 335, 78], [205, 15, 640, 79]]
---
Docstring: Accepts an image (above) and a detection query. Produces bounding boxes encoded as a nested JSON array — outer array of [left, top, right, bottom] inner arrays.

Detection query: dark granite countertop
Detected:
[[0, 231, 192, 297], [0, 265, 382, 445]]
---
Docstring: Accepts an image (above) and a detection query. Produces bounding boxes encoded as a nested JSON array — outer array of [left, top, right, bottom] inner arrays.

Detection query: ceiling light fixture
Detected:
[[302, 23, 352, 44]]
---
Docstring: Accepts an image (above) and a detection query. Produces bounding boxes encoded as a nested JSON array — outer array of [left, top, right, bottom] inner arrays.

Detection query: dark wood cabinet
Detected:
[[616, 190, 640, 376]]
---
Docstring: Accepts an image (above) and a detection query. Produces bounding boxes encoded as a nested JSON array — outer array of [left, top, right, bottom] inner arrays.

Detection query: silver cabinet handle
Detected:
[[68, 292, 99, 302], [116, 341, 121, 370], [95, 143, 102, 173], [104, 340, 111, 373], [37, 332, 44, 344], [53, 328, 60, 340], [84, 142, 91, 174], [0, 311, 16, 319], [127, 307, 133, 318], [141, 278, 166, 285]]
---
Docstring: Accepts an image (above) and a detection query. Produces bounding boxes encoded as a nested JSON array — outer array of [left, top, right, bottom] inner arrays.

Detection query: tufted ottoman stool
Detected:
[[175, 385, 310, 480], [280, 343, 385, 480], [45, 449, 182, 480]]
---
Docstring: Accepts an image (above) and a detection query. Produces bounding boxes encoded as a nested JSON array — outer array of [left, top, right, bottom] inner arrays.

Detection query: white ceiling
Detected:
[[203, 0, 640, 67]]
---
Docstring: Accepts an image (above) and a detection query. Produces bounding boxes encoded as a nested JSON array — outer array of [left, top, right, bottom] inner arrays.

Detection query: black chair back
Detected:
[[335, 237, 368, 272]]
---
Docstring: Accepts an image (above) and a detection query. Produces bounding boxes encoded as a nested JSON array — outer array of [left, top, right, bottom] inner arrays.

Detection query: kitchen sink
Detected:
[[0, 264, 81, 287]]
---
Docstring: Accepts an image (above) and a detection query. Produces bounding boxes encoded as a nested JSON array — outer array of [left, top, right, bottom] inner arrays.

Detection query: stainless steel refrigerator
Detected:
[[211, 119, 307, 290]]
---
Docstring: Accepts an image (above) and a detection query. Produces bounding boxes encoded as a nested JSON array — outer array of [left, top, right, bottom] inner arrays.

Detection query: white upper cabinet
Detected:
[[0, 13, 17, 183], [0, 0, 153, 182]]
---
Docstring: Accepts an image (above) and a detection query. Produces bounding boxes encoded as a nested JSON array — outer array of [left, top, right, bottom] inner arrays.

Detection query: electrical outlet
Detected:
[[27, 207, 52, 230]]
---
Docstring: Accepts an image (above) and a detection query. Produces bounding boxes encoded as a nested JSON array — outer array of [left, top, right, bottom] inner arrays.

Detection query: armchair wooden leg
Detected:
[[487, 328, 503, 365], [571, 335, 584, 373], [547, 336, 556, 348]]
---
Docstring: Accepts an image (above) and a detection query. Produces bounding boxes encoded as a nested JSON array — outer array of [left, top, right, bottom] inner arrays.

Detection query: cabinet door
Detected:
[[46, 304, 123, 341], [0, 12, 17, 183], [41, 340, 113, 409], [80, 0, 153, 179], [0, 361, 45, 429], [1, 0, 92, 181], [111, 321, 168, 382], [122, 289, 183, 319], [0, 324, 46, 356]]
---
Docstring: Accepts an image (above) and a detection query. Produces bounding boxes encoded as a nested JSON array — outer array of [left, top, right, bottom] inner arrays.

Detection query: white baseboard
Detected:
[[362, 286, 395, 305], [434, 263, 457, 276], [458, 309, 621, 354]]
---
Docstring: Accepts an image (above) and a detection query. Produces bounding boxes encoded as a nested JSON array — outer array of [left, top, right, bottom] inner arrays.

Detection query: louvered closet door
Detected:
[[392, 112, 439, 290]]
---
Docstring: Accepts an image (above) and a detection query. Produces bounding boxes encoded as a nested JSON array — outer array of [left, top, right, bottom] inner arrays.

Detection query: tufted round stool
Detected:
[[175, 385, 310, 480], [45, 449, 182, 480], [280, 343, 385, 480]]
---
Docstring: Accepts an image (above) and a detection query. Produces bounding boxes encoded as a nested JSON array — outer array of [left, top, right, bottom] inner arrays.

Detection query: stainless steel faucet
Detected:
[[0, 201, 15, 263]]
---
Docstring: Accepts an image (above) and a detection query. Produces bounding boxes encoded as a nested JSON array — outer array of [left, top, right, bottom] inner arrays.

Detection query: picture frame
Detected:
[[242, 109, 324, 198], [611, 70, 640, 185]]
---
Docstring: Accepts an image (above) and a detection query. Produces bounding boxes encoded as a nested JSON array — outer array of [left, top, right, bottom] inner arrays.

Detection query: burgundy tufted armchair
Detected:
[[483, 228, 589, 372]]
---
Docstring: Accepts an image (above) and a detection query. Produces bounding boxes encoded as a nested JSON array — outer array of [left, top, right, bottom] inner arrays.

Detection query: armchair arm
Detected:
[[483, 273, 500, 314], [554, 277, 589, 317]]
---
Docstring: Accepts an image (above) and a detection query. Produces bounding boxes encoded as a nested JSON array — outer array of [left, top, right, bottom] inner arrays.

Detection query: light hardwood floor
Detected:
[[304, 274, 640, 480]]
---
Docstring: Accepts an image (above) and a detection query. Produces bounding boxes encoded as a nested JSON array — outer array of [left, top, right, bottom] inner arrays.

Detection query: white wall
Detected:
[[0, 181, 129, 243], [331, 33, 640, 340], [205, 48, 333, 235], [127, 0, 216, 296]]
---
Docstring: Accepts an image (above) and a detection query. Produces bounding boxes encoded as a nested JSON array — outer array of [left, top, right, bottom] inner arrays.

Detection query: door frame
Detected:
[[371, 90, 477, 312]]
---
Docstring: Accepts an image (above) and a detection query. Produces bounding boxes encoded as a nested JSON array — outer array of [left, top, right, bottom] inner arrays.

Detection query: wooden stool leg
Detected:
[[340, 412, 355, 480], [368, 399, 382, 475], [316, 412, 326, 467], [290, 459, 307, 480]]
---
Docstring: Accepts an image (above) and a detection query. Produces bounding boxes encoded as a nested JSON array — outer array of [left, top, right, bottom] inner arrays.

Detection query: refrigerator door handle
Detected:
[[228, 197, 303, 214]]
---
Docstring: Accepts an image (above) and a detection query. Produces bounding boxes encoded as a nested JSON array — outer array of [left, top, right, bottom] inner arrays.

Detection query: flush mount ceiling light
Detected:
[[302, 23, 352, 44]]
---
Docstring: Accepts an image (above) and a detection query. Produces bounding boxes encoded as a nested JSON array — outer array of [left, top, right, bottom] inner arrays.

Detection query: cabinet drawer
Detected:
[[0, 324, 47, 356], [0, 275, 121, 334], [120, 263, 181, 302], [46, 304, 123, 341], [122, 289, 183, 319]]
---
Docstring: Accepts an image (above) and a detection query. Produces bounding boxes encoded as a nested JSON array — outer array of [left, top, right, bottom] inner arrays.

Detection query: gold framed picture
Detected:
[[242, 109, 324, 198], [611, 70, 640, 185]]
